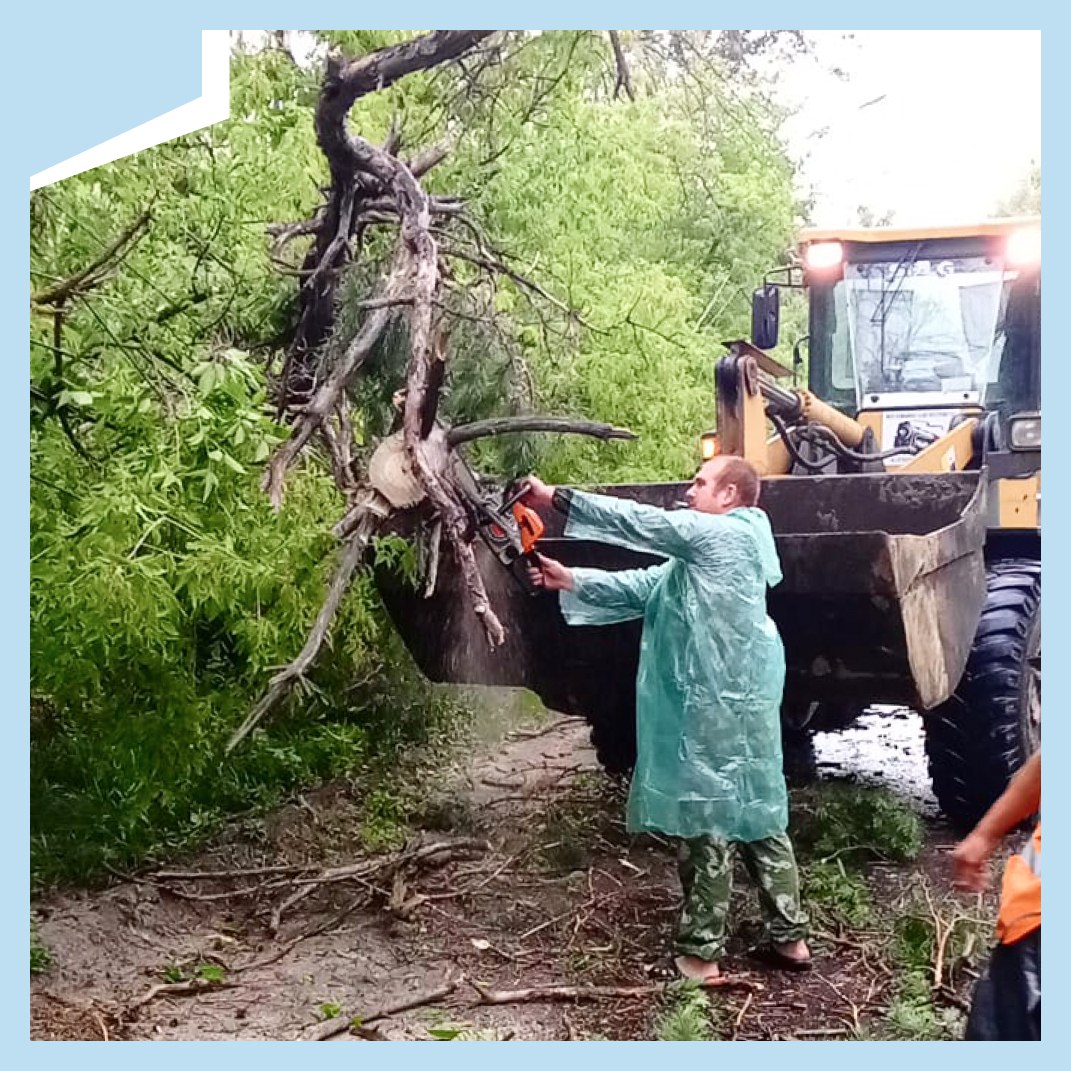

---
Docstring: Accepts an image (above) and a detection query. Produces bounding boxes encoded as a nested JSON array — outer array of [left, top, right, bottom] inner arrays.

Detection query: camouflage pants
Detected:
[[674, 833, 809, 962]]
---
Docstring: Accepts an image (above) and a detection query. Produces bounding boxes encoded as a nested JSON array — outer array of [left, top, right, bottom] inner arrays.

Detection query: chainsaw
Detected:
[[450, 459, 546, 595], [365, 432, 546, 594]]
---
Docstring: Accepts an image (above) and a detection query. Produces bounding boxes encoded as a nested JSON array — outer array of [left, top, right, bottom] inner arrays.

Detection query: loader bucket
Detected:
[[374, 471, 987, 720]]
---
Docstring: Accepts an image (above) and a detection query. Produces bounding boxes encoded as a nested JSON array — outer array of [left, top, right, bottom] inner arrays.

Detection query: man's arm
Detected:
[[529, 553, 668, 625], [952, 751, 1040, 892], [524, 476, 715, 562]]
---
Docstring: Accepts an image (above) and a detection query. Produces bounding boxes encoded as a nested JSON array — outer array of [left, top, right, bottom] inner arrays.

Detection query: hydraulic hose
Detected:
[[795, 423, 918, 464]]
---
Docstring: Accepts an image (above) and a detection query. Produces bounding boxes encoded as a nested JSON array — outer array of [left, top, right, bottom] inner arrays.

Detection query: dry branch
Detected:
[[238, 895, 367, 973], [226, 517, 380, 753], [243, 30, 642, 746], [447, 415, 636, 446], [308, 982, 458, 1040], [153, 863, 314, 881], [269, 836, 489, 933], [130, 977, 238, 1010], [470, 977, 759, 1005]]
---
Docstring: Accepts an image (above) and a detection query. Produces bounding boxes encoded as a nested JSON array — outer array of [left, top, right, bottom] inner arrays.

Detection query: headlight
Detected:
[[1008, 412, 1041, 450], [700, 432, 719, 460], [1006, 227, 1041, 268], [804, 241, 843, 271]]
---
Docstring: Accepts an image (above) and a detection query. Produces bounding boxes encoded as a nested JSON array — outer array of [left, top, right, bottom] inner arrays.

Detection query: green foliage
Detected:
[[791, 783, 924, 865], [29, 48, 462, 888], [372, 534, 420, 589], [653, 980, 723, 1041], [319, 1002, 342, 1020], [802, 858, 872, 928], [878, 884, 988, 1040], [30, 922, 52, 976], [427, 1025, 463, 1040], [893, 891, 988, 980], [357, 786, 411, 851], [456, 41, 798, 484], [882, 971, 965, 1042]]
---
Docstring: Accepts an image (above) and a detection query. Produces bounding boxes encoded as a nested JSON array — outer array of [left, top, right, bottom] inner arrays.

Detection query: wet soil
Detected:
[[30, 705, 984, 1041]]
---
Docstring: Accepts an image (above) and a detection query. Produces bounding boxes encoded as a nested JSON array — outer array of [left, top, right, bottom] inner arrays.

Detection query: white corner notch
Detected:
[[30, 30, 231, 191]]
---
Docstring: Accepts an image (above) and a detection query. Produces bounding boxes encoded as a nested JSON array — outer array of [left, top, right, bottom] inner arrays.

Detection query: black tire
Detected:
[[589, 699, 636, 775], [781, 722, 818, 786], [924, 559, 1041, 830]]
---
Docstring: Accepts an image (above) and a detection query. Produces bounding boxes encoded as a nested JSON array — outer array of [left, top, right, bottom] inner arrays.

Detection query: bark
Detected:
[[244, 31, 636, 746]]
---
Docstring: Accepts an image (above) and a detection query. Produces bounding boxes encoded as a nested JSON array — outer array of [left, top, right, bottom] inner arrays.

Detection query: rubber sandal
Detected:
[[748, 944, 813, 972]]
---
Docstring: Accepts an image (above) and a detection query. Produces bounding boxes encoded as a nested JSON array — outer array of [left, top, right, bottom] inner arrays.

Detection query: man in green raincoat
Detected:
[[523, 457, 810, 982]]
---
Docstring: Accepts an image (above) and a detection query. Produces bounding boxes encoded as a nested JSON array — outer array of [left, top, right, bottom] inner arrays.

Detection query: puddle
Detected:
[[814, 706, 938, 816]]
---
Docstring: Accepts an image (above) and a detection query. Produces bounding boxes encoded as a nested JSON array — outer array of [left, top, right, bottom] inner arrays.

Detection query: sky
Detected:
[[236, 30, 1041, 230], [773, 30, 1041, 227]]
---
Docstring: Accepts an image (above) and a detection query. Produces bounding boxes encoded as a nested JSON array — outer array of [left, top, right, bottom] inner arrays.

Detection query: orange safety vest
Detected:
[[997, 822, 1041, 944]]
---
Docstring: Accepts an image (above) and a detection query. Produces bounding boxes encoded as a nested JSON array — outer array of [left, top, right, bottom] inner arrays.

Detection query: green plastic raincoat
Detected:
[[558, 490, 788, 842]]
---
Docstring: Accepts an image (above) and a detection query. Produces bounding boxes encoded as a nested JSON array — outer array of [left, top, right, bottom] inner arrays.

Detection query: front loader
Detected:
[[374, 218, 1041, 830]]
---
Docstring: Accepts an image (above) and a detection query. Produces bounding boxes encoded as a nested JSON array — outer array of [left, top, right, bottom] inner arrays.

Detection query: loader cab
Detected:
[[795, 220, 1041, 456]]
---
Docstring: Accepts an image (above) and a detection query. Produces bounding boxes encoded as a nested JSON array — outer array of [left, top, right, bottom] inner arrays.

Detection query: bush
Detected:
[[802, 858, 873, 928], [791, 783, 924, 865]]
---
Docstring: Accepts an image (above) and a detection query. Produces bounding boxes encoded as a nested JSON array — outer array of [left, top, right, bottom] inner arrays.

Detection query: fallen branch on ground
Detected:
[[469, 976, 761, 1005], [270, 837, 489, 932], [731, 991, 754, 1040], [153, 863, 316, 881], [506, 717, 575, 741], [237, 895, 367, 974], [129, 977, 238, 1010], [307, 982, 458, 1040]]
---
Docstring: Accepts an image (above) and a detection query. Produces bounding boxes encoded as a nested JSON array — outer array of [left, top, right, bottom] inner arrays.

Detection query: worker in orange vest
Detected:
[[952, 751, 1040, 1040]]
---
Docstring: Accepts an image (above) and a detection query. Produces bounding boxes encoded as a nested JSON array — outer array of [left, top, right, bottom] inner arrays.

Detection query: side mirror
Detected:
[[751, 284, 780, 351]]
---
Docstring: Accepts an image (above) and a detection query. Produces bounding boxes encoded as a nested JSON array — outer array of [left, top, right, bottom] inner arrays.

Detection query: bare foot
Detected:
[[674, 955, 721, 983], [773, 939, 811, 964]]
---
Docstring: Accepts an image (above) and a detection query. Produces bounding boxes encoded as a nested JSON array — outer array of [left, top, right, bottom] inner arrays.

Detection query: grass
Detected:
[[653, 980, 726, 1041], [30, 922, 51, 976], [801, 857, 873, 928], [786, 782, 924, 932], [790, 783, 924, 866]]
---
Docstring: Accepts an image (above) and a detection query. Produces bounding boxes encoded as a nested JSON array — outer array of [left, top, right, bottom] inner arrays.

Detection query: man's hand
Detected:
[[526, 553, 574, 592], [951, 830, 999, 892], [521, 474, 555, 510], [948, 751, 1039, 893]]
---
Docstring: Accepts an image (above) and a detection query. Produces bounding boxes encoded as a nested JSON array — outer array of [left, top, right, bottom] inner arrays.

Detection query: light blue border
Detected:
[[8, 3, 1060, 1066]]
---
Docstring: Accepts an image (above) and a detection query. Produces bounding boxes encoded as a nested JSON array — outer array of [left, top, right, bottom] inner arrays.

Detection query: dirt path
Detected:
[[31, 709, 985, 1041]]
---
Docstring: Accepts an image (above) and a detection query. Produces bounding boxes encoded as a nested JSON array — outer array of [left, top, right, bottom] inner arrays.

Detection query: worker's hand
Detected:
[[951, 830, 999, 892], [521, 475, 555, 510], [526, 553, 574, 592]]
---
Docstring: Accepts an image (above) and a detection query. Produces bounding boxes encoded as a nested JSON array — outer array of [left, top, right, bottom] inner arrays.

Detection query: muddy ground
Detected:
[[31, 705, 990, 1041]]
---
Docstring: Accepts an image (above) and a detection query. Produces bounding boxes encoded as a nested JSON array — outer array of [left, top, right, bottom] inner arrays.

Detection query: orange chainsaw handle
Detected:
[[511, 502, 544, 555]]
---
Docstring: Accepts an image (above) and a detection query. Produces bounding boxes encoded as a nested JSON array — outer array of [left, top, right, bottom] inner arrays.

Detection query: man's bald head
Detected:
[[686, 456, 761, 514]]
